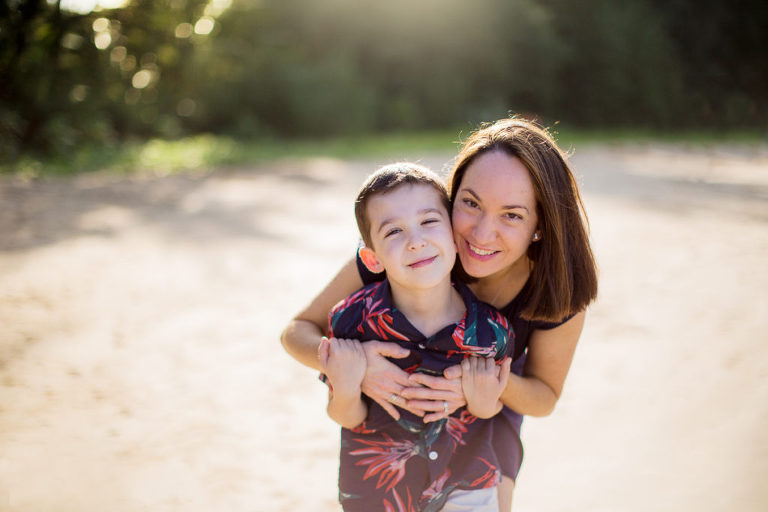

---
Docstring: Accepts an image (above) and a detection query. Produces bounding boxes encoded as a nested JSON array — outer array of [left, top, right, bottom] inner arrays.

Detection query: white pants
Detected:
[[440, 486, 498, 512]]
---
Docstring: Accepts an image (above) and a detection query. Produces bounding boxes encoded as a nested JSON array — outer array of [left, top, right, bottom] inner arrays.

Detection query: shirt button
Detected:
[[428, 451, 438, 460]]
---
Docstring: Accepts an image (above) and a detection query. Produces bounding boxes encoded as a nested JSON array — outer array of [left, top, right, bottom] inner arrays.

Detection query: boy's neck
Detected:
[[388, 278, 465, 338]]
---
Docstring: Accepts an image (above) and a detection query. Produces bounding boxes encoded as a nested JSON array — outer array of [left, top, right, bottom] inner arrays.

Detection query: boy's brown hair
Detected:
[[355, 162, 450, 249]]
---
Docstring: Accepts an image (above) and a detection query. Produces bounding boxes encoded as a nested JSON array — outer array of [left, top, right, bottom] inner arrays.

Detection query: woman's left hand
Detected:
[[400, 364, 466, 423]]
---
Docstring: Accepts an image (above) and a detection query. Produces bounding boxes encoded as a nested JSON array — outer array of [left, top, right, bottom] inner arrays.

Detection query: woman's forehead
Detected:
[[460, 151, 536, 206]]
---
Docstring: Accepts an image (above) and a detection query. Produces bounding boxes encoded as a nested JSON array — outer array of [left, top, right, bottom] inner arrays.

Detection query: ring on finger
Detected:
[[389, 393, 399, 403], [443, 401, 448, 413]]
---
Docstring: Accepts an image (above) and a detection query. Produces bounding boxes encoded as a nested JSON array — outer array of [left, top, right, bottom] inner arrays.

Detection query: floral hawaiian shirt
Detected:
[[325, 279, 514, 512]]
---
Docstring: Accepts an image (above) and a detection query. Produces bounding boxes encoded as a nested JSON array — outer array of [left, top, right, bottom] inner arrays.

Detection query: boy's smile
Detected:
[[365, 184, 456, 291]]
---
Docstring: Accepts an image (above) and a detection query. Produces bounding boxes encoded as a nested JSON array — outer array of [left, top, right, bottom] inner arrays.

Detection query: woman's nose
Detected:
[[472, 213, 496, 243]]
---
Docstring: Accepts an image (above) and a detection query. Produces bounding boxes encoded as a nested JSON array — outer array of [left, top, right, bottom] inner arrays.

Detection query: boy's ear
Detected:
[[359, 246, 384, 273]]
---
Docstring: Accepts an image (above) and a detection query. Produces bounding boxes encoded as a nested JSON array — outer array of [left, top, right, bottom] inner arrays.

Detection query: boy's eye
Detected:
[[384, 228, 401, 238], [422, 218, 440, 225]]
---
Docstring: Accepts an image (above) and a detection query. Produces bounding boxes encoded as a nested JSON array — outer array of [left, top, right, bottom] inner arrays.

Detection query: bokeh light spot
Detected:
[[110, 45, 127, 63], [92, 17, 110, 32], [120, 54, 137, 72], [69, 84, 88, 102], [131, 69, 153, 89], [176, 98, 197, 117], [95, 32, 112, 49], [61, 33, 84, 50], [194, 17, 215, 35], [175, 22, 193, 39]]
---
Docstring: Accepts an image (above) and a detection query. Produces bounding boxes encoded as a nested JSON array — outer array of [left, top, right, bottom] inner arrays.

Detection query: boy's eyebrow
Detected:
[[376, 207, 445, 233], [463, 188, 530, 212]]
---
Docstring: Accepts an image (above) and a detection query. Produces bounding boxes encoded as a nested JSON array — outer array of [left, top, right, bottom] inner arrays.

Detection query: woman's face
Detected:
[[451, 150, 539, 280]]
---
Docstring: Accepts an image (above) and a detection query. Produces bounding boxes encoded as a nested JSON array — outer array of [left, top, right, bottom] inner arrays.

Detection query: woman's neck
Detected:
[[470, 256, 532, 309], [389, 279, 465, 338]]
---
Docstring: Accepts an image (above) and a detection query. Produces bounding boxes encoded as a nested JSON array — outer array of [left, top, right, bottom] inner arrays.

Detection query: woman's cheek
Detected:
[[451, 208, 472, 238]]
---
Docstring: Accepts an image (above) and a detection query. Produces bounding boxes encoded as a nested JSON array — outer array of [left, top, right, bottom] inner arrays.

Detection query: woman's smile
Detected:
[[465, 241, 499, 259]]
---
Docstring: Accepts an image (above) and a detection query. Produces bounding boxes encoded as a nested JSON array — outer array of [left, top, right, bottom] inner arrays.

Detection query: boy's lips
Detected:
[[465, 241, 499, 260], [408, 255, 437, 268]]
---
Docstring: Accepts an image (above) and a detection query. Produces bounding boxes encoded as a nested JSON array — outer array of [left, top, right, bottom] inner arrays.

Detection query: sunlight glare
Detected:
[[61, 0, 128, 14]]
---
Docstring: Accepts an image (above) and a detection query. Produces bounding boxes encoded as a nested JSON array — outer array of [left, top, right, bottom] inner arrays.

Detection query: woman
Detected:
[[281, 117, 598, 511]]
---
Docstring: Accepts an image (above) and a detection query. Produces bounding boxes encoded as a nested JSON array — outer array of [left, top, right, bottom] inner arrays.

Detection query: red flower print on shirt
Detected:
[[469, 457, 500, 489], [350, 434, 419, 492], [359, 295, 410, 341], [383, 487, 418, 512], [446, 410, 478, 448]]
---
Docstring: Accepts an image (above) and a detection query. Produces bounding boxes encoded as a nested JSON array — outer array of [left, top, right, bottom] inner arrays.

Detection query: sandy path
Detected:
[[0, 144, 767, 511]]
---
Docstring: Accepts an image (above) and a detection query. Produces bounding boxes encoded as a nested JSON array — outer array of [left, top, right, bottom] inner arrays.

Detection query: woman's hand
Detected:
[[360, 341, 416, 421], [400, 365, 467, 423]]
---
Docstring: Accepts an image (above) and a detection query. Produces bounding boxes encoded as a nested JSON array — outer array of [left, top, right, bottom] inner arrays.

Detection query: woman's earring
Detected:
[[532, 232, 541, 241]]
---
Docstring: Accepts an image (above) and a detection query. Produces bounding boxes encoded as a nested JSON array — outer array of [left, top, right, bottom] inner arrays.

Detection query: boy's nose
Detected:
[[407, 234, 427, 251]]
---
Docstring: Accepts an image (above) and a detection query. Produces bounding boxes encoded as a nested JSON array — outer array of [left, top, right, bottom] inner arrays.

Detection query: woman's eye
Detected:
[[462, 198, 478, 208], [504, 212, 522, 221]]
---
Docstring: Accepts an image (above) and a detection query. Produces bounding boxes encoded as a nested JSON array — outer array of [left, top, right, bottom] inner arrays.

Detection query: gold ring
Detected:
[[389, 394, 399, 403]]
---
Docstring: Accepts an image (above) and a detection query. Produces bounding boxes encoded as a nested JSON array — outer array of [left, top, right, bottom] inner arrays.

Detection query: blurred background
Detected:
[[1, 0, 766, 166], [1, 2, 768, 511]]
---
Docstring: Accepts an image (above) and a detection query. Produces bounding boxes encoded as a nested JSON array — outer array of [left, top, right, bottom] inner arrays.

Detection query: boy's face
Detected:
[[365, 184, 456, 291]]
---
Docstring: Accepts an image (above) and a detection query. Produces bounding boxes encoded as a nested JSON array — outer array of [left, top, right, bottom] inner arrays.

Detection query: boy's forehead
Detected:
[[367, 184, 447, 218]]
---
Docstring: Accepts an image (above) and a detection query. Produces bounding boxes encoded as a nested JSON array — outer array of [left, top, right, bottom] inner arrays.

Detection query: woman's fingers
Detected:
[[373, 397, 401, 421], [361, 341, 411, 387], [407, 372, 458, 391], [421, 398, 462, 423], [401, 388, 457, 401]]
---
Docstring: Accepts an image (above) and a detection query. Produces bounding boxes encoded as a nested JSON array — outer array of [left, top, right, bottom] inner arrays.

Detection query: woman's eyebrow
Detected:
[[462, 187, 529, 211]]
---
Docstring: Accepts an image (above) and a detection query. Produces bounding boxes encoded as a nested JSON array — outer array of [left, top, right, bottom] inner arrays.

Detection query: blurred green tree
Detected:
[[1, 0, 765, 159]]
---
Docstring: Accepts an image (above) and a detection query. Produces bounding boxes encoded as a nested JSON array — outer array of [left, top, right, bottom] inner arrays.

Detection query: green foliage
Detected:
[[1, 0, 766, 159]]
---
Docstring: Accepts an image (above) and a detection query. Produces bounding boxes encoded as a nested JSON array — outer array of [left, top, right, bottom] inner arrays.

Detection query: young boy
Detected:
[[318, 162, 514, 512]]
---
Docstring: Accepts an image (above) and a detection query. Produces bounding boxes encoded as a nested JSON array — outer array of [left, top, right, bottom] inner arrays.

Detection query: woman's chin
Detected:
[[459, 258, 498, 279]]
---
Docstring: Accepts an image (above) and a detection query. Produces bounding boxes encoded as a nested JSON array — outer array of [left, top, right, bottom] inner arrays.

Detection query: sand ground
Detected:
[[1, 143, 767, 511]]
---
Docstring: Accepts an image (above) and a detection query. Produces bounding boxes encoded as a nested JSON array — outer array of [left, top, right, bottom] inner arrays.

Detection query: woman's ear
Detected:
[[359, 246, 385, 273]]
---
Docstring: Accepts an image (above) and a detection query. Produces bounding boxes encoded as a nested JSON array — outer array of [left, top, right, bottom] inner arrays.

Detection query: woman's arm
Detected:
[[281, 258, 363, 371], [280, 257, 416, 420], [405, 311, 586, 419], [499, 311, 585, 417]]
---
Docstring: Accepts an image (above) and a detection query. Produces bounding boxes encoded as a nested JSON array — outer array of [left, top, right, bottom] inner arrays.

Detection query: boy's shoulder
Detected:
[[328, 280, 388, 335], [331, 280, 387, 315]]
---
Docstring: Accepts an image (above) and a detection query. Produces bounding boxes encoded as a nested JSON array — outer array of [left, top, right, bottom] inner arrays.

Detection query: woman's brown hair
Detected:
[[448, 117, 598, 322]]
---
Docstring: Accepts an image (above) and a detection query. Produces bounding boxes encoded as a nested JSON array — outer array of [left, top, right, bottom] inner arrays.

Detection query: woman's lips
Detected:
[[465, 241, 499, 261], [408, 256, 437, 268]]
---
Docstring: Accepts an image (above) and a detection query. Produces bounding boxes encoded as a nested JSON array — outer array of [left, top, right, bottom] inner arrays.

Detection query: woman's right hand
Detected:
[[360, 341, 415, 421]]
